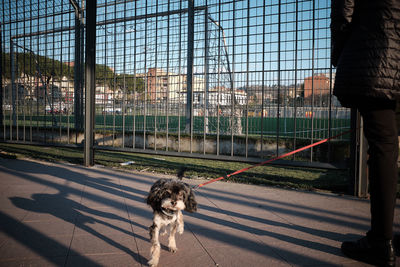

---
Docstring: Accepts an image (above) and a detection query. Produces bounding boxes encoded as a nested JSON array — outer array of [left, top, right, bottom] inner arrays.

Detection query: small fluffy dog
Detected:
[[146, 178, 197, 267]]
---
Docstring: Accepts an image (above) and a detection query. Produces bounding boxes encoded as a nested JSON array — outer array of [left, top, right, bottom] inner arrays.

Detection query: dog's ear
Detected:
[[184, 186, 197, 213], [146, 179, 165, 211]]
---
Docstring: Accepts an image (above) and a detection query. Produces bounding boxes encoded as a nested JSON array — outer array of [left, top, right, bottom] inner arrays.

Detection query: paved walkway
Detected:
[[0, 157, 400, 267]]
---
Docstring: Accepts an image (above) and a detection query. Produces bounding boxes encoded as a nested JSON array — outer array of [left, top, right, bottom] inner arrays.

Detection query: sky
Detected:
[[2, 0, 333, 87]]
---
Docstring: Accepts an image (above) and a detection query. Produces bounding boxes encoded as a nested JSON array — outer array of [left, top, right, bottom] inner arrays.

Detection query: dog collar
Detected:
[[161, 208, 176, 217]]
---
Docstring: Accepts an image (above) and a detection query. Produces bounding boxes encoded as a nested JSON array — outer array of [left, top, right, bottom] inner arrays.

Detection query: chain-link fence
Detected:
[[1, 0, 350, 165]]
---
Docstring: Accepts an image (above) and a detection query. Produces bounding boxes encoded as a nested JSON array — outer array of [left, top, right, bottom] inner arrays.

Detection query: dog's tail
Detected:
[[177, 166, 187, 180]]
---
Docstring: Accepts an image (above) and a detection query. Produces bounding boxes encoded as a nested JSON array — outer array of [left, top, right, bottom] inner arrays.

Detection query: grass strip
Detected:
[[0, 142, 352, 194]]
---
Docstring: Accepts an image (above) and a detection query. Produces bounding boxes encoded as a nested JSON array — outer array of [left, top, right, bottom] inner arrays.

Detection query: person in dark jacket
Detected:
[[331, 0, 400, 266]]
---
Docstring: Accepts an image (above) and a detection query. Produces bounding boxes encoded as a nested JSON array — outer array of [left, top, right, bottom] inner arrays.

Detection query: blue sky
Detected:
[[3, 0, 333, 87]]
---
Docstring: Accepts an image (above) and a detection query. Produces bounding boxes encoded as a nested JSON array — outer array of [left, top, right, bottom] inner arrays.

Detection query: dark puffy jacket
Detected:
[[331, 0, 400, 107]]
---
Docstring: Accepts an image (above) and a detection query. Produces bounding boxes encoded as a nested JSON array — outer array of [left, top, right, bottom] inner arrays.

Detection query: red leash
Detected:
[[193, 129, 352, 189]]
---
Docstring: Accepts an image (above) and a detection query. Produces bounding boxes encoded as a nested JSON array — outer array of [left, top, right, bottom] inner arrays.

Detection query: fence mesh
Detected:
[[1, 0, 350, 164]]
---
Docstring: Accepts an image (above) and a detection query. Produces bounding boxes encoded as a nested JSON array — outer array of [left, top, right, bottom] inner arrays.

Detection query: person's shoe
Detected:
[[394, 234, 400, 256], [341, 235, 396, 266]]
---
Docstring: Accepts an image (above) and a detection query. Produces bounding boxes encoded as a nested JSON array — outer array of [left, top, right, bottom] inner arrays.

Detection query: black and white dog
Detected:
[[146, 178, 197, 267]]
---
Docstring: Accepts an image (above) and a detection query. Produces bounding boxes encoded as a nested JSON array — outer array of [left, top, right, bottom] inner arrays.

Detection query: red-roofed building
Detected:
[[304, 74, 334, 98]]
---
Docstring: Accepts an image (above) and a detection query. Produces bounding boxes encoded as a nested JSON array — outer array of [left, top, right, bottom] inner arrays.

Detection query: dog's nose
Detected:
[[171, 201, 176, 206]]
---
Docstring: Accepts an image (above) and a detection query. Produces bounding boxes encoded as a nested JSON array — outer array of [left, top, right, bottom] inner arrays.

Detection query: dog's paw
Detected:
[[169, 246, 178, 253], [177, 225, 184, 234], [148, 259, 158, 267]]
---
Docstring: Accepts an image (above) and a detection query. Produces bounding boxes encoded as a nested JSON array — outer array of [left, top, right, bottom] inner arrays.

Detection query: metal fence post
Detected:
[[350, 108, 368, 197], [74, 17, 81, 132], [10, 39, 16, 129], [84, 0, 96, 167], [71, 0, 83, 134], [0, 26, 3, 130], [186, 0, 194, 134]]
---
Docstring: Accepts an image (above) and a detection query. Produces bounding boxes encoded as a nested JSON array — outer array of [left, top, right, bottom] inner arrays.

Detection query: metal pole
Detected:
[[186, 0, 194, 134], [143, 0, 148, 150], [67, 5, 72, 144], [15, 2, 19, 141], [261, 0, 266, 157], [166, 0, 170, 151], [1, 0, 5, 140], [102, 0, 107, 146], [328, 62, 333, 162], [133, 0, 137, 149], [276, 0, 281, 156], [22, 0, 26, 143], [74, 11, 82, 135], [217, 0, 221, 156], [245, 0, 250, 158], [84, 0, 96, 167], [51, 10, 56, 143], [10, 39, 16, 130], [230, 1, 235, 157], [36, 2, 40, 142], [310, 0, 316, 162], [204, 6, 208, 154], [44, 3, 48, 143], [59, 1, 64, 142], [178, 0, 182, 152], [112, 5, 117, 147], [350, 108, 368, 197], [122, 0, 127, 149], [80, 9, 85, 132], [154, 0, 158, 151], [0, 25, 3, 130], [293, 0, 299, 160], [357, 118, 368, 197]]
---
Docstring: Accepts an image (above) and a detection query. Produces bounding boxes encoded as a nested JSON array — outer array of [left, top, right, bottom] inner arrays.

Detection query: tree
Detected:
[[116, 74, 145, 93], [3, 52, 145, 93], [2, 52, 74, 80]]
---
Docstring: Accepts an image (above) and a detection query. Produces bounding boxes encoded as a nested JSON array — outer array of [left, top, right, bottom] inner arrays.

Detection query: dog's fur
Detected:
[[146, 178, 197, 267]]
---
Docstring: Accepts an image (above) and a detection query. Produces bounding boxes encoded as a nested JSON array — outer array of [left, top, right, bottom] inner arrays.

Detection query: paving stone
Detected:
[[69, 233, 138, 256], [65, 253, 142, 267], [0, 256, 66, 267], [2, 157, 400, 267]]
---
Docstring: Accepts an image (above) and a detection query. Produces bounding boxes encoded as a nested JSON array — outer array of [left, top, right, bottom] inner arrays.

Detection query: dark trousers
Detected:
[[359, 100, 398, 240]]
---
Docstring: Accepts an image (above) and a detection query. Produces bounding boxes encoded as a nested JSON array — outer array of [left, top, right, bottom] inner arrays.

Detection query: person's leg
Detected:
[[360, 103, 398, 241], [341, 100, 398, 266]]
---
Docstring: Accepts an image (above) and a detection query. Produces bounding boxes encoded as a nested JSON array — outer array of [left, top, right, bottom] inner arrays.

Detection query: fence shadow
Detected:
[[0, 158, 384, 265]]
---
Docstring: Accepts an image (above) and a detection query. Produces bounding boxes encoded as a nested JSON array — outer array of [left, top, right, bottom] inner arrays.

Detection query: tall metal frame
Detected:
[[0, 0, 352, 170], [84, 0, 96, 166]]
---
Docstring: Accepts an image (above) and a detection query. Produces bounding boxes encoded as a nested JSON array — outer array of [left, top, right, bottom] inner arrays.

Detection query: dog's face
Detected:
[[146, 179, 197, 215], [160, 188, 186, 212]]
